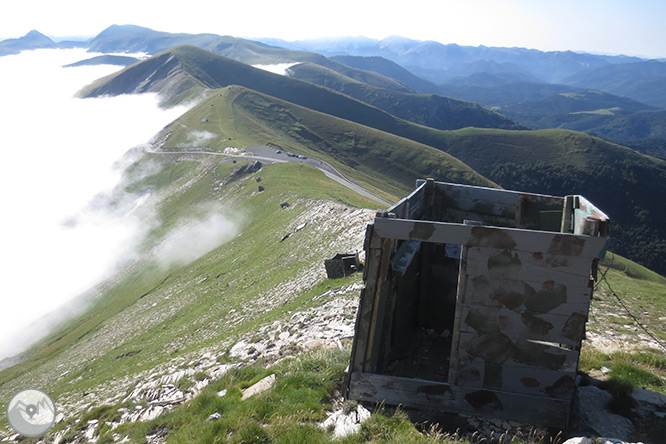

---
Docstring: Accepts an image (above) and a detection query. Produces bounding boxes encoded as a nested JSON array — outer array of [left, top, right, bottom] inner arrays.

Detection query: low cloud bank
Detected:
[[0, 48, 189, 361], [155, 211, 241, 269]]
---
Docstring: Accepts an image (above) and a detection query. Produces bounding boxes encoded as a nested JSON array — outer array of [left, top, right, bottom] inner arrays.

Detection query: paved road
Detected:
[[149, 145, 392, 207]]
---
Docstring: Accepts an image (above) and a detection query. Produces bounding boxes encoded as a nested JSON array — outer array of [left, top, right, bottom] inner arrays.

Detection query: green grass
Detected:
[[579, 349, 666, 395], [600, 252, 666, 285], [580, 252, 666, 421], [100, 349, 344, 443], [86, 348, 544, 444], [591, 256, 666, 344], [159, 85, 497, 201]]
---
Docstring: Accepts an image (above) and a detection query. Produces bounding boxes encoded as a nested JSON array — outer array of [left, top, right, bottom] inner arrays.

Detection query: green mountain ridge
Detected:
[[79, 45, 519, 133], [79, 45, 666, 275], [158, 85, 495, 197], [85, 25, 415, 95], [287, 62, 521, 131], [329, 55, 442, 94]]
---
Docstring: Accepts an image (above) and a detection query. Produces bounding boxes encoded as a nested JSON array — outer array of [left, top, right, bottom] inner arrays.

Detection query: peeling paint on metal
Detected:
[[521, 312, 554, 335], [525, 282, 567, 313], [465, 390, 503, 411], [470, 226, 517, 249], [547, 234, 585, 256], [468, 333, 518, 364], [561, 312, 587, 342], [488, 250, 522, 269], [409, 221, 435, 240]]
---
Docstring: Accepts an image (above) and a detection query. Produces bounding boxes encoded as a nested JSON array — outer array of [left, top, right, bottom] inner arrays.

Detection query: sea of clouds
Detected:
[[0, 48, 193, 361]]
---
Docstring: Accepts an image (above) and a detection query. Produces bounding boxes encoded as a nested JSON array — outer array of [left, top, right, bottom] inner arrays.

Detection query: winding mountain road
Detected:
[[149, 145, 392, 207]]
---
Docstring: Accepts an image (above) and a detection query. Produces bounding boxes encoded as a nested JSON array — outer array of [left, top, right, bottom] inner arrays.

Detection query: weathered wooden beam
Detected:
[[389, 180, 427, 219], [450, 356, 577, 399], [456, 332, 580, 373], [350, 225, 382, 373], [465, 246, 596, 278], [348, 372, 571, 429], [458, 304, 588, 346], [373, 217, 608, 259], [448, 244, 469, 384], [461, 269, 595, 313], [364, 236, 394, 372], [435, 182, 562, 208], [561, 195, 575, 233]]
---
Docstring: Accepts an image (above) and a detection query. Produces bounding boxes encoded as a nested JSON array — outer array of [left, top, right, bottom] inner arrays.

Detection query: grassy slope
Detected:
[[159, 86, 496, 199], [578, 252, 666, 444], [0, 155, 376, 407], [3, 149, 661, 443], [1, 130, 664, 443], [587, 252, 666, 346], [330, 54, 442, 94]]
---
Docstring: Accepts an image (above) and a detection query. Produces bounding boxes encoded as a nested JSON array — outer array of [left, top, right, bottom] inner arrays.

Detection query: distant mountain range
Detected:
[[259, 35, 649, 83], [260, 35, 666, 157], [79, 43, 666, 276], [0, 30, 59, 56], [5, 26, 666, 156], [3, 25, 666, 274]]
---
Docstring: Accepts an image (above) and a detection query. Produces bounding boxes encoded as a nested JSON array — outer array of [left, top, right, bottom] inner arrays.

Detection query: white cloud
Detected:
[[155, 212, 241, 269], [0, 49, 188, 360], [186, 129, 216, 146]]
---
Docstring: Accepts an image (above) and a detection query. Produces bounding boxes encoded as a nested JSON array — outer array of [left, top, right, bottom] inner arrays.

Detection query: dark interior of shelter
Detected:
[[378, 241, 462, 383]]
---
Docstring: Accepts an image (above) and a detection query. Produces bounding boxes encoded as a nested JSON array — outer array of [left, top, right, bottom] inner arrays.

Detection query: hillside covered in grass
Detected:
[[287, 62, 522, 131], [156, 85, 496, 198], [0, 149, 378, 434], [1, 144, 664, 442]]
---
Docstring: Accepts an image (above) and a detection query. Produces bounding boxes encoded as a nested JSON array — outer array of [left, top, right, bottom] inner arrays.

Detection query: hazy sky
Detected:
[[2, 0, 666, 58]]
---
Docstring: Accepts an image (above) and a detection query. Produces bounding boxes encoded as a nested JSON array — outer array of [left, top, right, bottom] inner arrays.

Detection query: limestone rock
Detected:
[[577, 385, 634, 441], [320, 404, 371, 439], [241, 374, 276, 400]]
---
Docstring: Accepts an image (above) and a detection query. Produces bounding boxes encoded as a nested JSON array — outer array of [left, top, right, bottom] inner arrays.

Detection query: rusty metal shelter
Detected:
[[343, 179, 609, 429]]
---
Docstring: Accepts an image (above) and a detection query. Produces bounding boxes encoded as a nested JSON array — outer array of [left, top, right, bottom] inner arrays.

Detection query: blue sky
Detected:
[[2, 0, 666, 58]]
